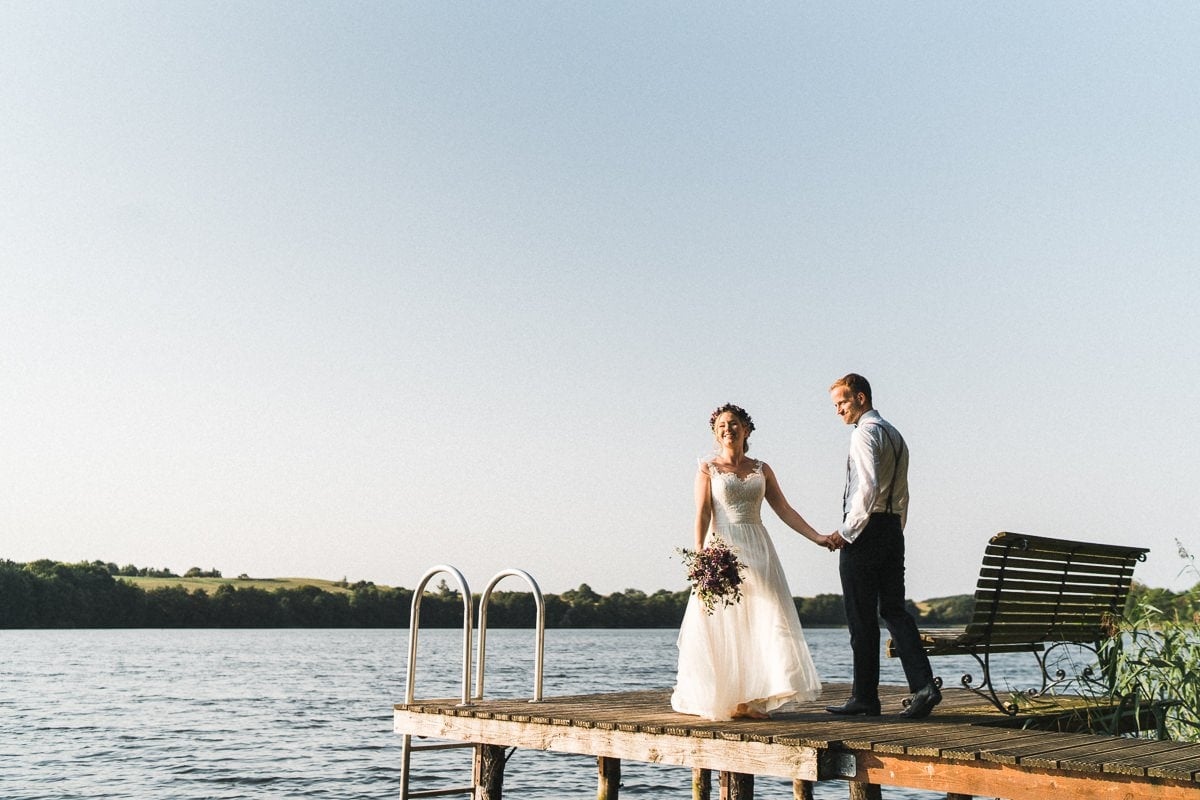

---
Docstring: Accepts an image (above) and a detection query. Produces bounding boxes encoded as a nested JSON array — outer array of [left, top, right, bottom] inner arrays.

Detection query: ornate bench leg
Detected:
[[956, 651, 1017, 715]]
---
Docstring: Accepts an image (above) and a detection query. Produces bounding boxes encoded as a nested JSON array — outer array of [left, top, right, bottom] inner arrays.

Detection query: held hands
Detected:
[[823, 531, 846, 551]]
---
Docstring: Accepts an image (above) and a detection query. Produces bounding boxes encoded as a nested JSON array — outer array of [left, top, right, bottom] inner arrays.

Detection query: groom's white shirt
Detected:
[[839, 409, 910, 544]]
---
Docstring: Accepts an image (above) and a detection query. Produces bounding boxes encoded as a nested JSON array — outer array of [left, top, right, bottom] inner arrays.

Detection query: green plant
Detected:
[[1095, 539, 1200, 741]]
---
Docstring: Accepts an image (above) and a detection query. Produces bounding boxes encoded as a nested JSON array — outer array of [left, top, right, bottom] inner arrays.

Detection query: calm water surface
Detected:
[[2, 627, 1065, 799]]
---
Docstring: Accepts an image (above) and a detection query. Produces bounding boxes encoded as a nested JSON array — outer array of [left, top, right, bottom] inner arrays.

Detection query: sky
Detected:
[[3, 2, 1198, 602]]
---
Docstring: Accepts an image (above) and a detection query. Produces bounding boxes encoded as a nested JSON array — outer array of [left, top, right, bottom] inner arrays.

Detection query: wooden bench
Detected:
[[887, 531, 1148, 715]]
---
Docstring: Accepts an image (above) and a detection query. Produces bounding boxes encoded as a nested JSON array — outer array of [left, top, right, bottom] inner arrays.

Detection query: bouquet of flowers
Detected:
[[677, 533, 747, 615]]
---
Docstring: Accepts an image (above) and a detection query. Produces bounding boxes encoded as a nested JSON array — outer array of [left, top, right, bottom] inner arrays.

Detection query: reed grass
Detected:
[[1093, 540, 1200, 741]]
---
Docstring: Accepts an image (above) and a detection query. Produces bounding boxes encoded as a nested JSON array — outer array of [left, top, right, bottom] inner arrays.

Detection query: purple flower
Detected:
[[676, 533, 747, 615]]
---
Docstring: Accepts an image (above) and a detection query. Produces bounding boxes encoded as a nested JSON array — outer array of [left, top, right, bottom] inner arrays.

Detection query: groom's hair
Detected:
[[831, 373, 872, 405]]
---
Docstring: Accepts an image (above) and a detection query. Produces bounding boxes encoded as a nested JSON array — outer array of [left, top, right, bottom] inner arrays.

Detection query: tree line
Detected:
[[1, 557, 1174, 630]]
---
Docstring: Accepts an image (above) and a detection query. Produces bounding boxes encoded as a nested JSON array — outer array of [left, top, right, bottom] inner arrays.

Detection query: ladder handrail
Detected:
[[405, 564, 473, 706], [474, 568, 545, 702], [401, 564, 544, 800]]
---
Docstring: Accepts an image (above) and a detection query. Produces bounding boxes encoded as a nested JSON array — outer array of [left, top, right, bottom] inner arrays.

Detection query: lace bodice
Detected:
[[707, 460, 765, 526]]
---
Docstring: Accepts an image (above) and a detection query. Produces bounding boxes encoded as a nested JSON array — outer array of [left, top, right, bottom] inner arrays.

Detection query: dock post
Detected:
[[848, 781, 881, 800], [597, 756, 620, 800], [473, 744, 506, 800], [792, 779, 814, 800], [719, 771, 753, 800], [692, 768, 711, 800]]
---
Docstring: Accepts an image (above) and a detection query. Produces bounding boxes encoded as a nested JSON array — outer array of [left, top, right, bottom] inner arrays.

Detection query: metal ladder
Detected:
[[399, 565, 545, 800]]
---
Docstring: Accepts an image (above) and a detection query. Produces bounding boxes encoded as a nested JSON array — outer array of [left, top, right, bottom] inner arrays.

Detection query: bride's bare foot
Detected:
[[732, 704, 770, 720]]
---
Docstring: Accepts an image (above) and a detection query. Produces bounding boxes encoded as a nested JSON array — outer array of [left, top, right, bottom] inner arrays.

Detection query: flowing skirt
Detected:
[[671, 522, 821, 721]]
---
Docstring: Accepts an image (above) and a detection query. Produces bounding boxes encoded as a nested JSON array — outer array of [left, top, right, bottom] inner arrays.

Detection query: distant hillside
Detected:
[[3, 558, 1009, 629], [124, 574, 977, 614], [120, 574, 973, 616], [914, 594, 976, 624], [119, 575, 389, 595]]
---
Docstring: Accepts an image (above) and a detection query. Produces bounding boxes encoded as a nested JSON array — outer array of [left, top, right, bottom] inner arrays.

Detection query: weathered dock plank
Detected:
[[853, 749, 1198, 800], [396, 685, 1200, 799], [1094, 739, 1200, 776], [395, 706, 824, 781], [1146, 753, 1200, 783], [870, 725, 1042, 760]]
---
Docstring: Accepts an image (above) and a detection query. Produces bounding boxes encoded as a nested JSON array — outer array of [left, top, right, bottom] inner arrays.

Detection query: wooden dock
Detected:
[[395, 683, 1200, 799]]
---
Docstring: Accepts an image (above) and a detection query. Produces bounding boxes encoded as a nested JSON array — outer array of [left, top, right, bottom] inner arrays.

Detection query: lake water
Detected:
[[1, 627, 1075, 799]]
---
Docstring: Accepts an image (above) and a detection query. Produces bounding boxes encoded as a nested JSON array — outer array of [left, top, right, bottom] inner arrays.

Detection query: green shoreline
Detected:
[[7, 557, 1186, 630]]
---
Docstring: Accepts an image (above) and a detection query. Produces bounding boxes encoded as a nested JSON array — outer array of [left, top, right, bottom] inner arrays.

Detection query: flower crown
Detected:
[[709, 403, 755, 433]]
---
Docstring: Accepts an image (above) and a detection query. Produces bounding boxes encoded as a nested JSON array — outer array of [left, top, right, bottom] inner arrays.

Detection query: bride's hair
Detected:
[[709, 403, 755, 452]]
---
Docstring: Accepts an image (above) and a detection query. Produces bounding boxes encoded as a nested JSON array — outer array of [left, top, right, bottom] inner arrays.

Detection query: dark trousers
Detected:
[[838, 513, 933, 700]]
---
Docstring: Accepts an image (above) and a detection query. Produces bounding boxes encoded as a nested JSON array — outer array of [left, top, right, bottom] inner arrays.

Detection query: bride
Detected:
[[671, 404, 828, 721]]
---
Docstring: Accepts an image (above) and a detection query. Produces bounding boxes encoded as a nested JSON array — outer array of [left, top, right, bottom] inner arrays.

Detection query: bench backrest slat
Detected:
[[978, 561, 1140, 581], [964, 531, 1147, 646], [975, 578, 1132, 595], [984, 532, 1147, 561], [972, 597, 1125, 614]]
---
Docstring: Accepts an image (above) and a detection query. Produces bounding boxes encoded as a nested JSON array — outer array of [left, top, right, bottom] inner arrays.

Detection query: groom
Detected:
[[824, 374, 941, 719]]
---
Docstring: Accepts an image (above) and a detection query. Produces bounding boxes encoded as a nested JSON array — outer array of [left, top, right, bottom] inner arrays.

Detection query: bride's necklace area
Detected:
[[712, 453, 756, 478]]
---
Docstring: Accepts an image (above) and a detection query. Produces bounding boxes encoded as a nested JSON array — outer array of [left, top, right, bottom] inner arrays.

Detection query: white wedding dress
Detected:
[[671, 460, 821, 720]]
